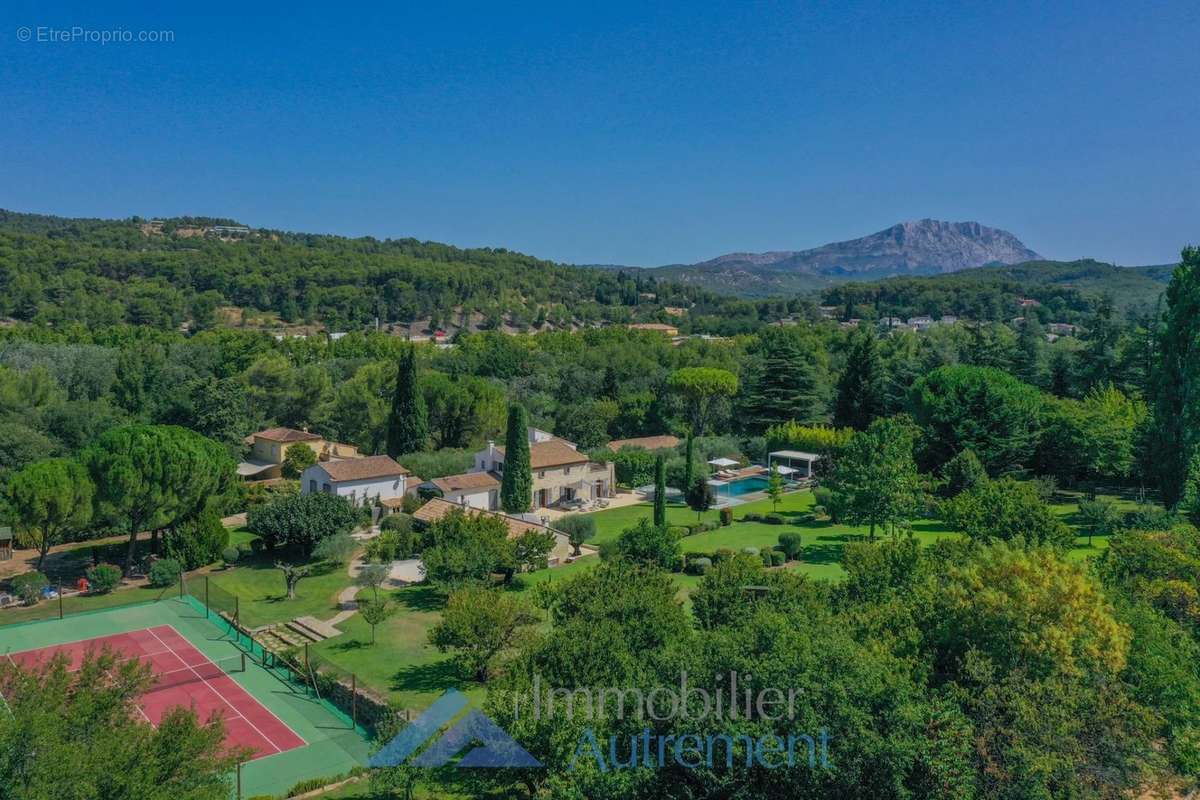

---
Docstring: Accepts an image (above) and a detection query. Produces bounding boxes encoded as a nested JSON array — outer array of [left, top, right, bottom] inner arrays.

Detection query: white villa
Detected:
[[419, 471, 501, 510], [300, 455, 410, 507], [471, 428, 615, 510]]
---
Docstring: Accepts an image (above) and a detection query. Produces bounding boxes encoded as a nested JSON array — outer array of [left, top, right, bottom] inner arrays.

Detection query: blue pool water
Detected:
[[716, 476, 770, 496]]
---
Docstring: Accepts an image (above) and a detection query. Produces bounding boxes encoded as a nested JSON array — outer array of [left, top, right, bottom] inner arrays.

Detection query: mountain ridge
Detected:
[[587, 219, 1047, 295]]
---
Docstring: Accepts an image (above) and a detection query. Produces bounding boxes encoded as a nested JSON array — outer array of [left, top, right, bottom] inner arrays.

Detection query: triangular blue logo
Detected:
[[369, 689, 542, 769]]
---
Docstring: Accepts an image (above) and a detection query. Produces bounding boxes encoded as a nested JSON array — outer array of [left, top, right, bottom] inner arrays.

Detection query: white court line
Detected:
[[160, 624, 308, 750], [147, 626, 286, 755]]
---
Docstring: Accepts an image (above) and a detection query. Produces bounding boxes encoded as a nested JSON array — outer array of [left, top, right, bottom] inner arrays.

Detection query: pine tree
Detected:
[[741, 328, 826, 433], [1078, 294, 1121, 392], [385, 346, 428, 457], [833, 328, 885, 430], [500, 404, 533, 513], [1015, 316, 1046, 388], [1048, 349, 1074, 398], [653, 454, 667, 526], [1152, 247, 1200, 506]]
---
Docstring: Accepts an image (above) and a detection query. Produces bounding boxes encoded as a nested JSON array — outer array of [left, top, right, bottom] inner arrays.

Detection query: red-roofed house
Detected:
[[472, 429, 615, 510], [300, 455, 411, 508]]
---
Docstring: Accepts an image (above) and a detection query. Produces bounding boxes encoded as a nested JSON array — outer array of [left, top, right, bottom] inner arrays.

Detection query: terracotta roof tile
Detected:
[[431, 472, 500, 493], [252, 427, 322, 443], [495, 439, 590, 469], [412, 497, 552, 539], [318, 455, 409, 482]]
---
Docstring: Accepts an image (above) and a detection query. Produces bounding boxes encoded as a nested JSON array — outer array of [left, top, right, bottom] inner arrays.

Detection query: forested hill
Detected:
[[0, 209, 766, 334], [821, 258, 1172, 321]]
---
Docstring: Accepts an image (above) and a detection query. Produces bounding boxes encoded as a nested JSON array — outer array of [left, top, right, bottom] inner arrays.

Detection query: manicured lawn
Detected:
[[312, 584, 483, 711], [206, 552, 355, 629], [587, 488, 1138, 585]]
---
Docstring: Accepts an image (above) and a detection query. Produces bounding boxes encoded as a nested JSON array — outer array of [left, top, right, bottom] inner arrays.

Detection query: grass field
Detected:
[[311, 585, 485, 710], [206, 545, 354, 629]]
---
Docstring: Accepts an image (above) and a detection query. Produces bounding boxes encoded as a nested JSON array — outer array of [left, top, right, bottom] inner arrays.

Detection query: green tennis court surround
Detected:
[[0, 596, 372, 798]]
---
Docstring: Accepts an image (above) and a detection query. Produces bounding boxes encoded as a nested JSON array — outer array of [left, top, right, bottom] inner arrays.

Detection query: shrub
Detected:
[[607, 446, 658, 487], [778, 532, 803, 560], [313, 532, 357, 565], [760, 551, 773, 567], [764, 513, 786, 525], [813, 487, 839, 522], [148, 558, 182, 588], [367, 529, 422, 562], [742, 546, 760, 556], [221, 546, 241, 567], [249, 536, 266, 554], [714, 548, 736, 563], [770, 549, 786, 566], [366, 531, 398, 562], [742, 512, 764, 523], [163, 513, 229, 570], [380, 513, 414, 534], [86, 564, 122, 594], [667, 525, 690, 538], [687, 556, 713, 575], [1123, 504, 1177, 531], [719, 507, 733, 526], [11, 571, 49, 605]]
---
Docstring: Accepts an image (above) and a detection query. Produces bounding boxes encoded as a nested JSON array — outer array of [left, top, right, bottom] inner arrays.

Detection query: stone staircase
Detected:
[[254, 615, 342, 654]]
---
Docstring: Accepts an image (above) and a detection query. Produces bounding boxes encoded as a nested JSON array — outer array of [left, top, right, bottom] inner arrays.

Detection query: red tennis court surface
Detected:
[[6, 625, 305, 760]]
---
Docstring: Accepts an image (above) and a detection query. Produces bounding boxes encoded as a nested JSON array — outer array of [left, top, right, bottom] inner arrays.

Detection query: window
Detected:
[[538, 470, 545, 479], [309, 480, 317, 492], [564, 466, 571, 476], [322, 483, 331, 493]]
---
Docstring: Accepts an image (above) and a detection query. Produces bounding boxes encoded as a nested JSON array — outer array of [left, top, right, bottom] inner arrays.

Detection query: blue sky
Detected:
[[1, 1, 1196, 266]]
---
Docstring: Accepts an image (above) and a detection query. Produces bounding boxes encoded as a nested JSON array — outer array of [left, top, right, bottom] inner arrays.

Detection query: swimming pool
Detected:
[[713, 476, 771, 496]]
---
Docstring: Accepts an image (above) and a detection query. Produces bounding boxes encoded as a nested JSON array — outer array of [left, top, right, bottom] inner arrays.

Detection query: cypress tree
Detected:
[[500, 404, 533, 513], [653, 454, 667, 527], [833, 328, 885, 430], [1152, 247, 1200, 506], [682, 431, 695, 495], [385, 346, 428, 457]]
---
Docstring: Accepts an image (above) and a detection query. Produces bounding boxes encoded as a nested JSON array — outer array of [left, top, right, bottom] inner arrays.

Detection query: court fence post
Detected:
[[204, 576, 209, 618], [178, 570, 184, 599], [58, 586, 63, 620], [351, 673, 357, 729], [236, 762, 242, 800]]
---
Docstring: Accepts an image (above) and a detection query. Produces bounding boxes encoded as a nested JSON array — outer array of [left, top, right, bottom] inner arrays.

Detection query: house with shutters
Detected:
[[471, 428, 615, 509], [300, 455, 410, 507]]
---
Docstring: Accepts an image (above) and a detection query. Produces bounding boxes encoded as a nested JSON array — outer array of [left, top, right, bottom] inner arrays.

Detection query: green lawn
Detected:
[[311, 584, 483, 711], [587, 487, 1133, 584], [206, 551, 356, 629]]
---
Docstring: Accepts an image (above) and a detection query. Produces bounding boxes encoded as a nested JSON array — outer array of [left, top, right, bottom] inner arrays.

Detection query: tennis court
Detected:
[[7, 624, 306, 759], [0, 596, 373, 798]]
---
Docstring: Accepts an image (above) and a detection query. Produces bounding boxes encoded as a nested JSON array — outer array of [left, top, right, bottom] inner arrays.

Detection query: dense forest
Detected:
[[0, 210, 814, 336], [0, 211, 1169, 340], [821, 259, 1170, 323]]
